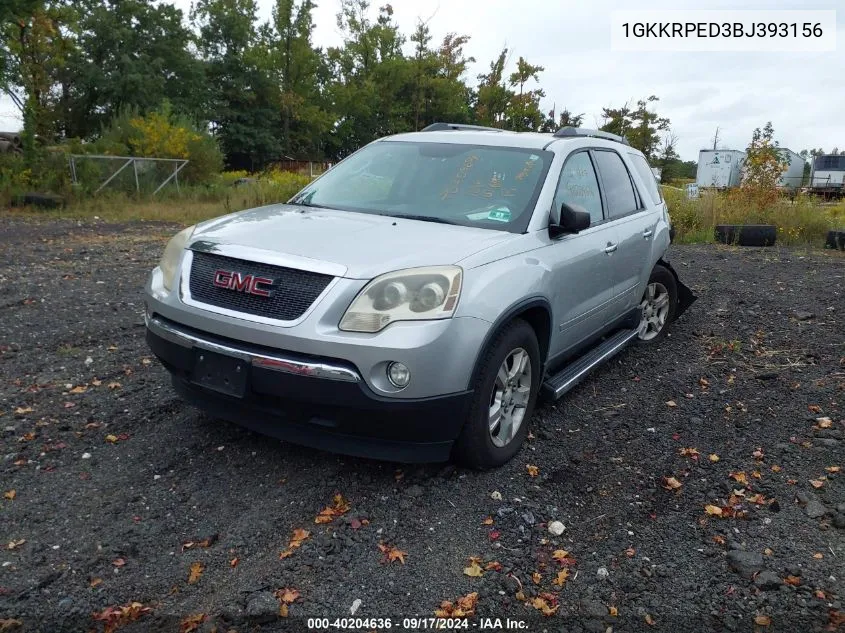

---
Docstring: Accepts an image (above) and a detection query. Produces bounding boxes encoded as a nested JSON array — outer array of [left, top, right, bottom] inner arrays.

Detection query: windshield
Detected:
[[290, 141, 553, 233]]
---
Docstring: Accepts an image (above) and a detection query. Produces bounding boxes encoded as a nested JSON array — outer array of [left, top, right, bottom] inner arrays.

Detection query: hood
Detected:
[[190, 204, 517, 279]]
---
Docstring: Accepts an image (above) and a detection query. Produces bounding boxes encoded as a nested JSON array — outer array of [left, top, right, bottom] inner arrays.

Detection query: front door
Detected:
[[543, 150, 618, 359]]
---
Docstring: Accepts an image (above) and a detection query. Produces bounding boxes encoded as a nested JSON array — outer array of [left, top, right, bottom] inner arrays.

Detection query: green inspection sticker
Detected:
[[487, 207, 511, 222]]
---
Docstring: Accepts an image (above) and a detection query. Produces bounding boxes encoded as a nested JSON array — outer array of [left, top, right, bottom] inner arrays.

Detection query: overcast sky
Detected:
[[1, 0, 842, 161]]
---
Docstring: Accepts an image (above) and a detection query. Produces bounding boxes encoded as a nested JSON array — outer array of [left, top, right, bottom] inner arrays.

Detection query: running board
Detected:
[[542, 329, 639, 399]]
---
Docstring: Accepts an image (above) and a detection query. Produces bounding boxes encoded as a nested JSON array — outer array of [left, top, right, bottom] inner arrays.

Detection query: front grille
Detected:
[[188, 251, 333, 321]]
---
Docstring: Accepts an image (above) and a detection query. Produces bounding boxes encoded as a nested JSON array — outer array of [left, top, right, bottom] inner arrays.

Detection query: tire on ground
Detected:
[[825, 229, 845, 251], [637, 264, 678, 343], [454, 319, 540, 469], [714, 224, 777, 247]]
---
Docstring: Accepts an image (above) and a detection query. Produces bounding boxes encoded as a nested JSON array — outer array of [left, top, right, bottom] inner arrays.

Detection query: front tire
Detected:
[[637, 265, 678, 342], [454, 319, 540, 469]]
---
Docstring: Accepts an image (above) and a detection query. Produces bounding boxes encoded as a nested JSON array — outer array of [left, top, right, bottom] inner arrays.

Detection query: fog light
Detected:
[[387, 362, 411, 388]]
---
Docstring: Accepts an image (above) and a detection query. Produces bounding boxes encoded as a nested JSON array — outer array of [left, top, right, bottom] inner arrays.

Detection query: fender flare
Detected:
[[467, 296, 553, 388]]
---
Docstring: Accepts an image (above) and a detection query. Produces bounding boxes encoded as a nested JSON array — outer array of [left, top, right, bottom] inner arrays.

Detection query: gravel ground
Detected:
[[1, 215, 844, 633]]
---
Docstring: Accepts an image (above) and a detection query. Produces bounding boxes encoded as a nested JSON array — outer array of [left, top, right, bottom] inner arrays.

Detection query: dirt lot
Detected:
[[1, 215, 843, 633]]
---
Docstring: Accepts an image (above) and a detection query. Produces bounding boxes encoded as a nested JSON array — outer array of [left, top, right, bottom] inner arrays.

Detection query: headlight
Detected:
[[159, 225, 195, 292], [339, 266, 462, 333]]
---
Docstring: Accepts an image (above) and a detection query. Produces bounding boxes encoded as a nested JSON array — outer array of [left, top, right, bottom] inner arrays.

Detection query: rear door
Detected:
[[544, 150, 619, 358], [592, 149, 657, 315]]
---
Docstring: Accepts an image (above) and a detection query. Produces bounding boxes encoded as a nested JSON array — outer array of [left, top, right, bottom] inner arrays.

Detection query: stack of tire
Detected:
[[0, 131, 23, 155]]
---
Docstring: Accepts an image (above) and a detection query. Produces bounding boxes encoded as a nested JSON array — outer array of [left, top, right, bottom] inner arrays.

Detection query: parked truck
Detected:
[[696, 150, 745, 188]]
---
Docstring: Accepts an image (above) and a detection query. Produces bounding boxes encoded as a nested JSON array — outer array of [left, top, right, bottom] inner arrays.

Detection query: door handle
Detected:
[[603, 243, 618, 254], [642, 229, 653, 239]]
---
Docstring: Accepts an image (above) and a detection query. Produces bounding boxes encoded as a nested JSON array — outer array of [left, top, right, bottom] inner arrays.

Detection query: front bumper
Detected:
[[146, 315, 472, 462]]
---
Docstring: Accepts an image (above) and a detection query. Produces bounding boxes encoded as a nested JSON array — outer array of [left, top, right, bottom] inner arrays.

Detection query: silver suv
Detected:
[[145, 124, 695, 468]]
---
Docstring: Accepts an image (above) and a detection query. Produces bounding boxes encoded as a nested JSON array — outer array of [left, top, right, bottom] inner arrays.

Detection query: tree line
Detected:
[[2, 0, 687, 174]]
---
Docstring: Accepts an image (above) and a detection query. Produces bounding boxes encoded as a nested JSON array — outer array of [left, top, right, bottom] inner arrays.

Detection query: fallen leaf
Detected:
[[4, 490, 15, 500], [625, 547, 636, 557], [92, 602, 151, 631], [665, 400, 677, 408], [0, 619, 23, 631], [709, 454, 720, 462], [463, 559, 484, 578], [179, 613, 206, 633], [181, 535, 218, 551], [645, 613, 656, 626], [279, 604, 289, 617], [553, 569, 569, 586], [350, 518, 362, 530], [14, 407, 33, 415], [112, 558, 125, 567], [482, 516, 494, 525], [488, 530, 500, 541], [315, 494, 351, 524], [107, 382, 121, 390], [763, 548, 774, 556], [105, 434, 118, 443], [91, 378, 102, 387], [752, 471, 762, 479], [815, 417, 832, 429], [526, 464, 539, 478], [784, 575, 801, 586], [813, 553, 823, 560], [531, 595, 559, 616], [808, 405, 822, 414], [90, 577, 103, 588], [435, 592, 478, 618], [386, 547, 407, 564], [810, 479, 825, 489], [815, 590, 826, 599], [280, 528, 310, 558], [484, 561, 502, 572], [551, 549, 570, 562], [679, 447, 700, 458], [609, 606, 618, 617], [705, 505, 723, 517], [7, 539, 25, 550], [230, 557, 239, 568], [752, 448, 765, 460], [531, 572, 541, 585], [20, 432, 35, 442], [754, 614, 771, 626], [771, 465, 783, 473], [729, 471, 749, 485], [663, 476, 683, 491], [713, 535, 726, 545], [275, 588, 300, 604], [69, 385, 87, 394], [699, 377, 710, 388], [825, 466, 840, 474], [188, 561, 204, 584]]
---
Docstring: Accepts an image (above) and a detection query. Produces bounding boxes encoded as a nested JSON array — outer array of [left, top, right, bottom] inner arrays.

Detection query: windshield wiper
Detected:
[[393, 214, 460, 226]]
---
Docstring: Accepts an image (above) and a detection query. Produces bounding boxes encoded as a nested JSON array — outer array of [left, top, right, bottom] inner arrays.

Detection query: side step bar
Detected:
[[542, 329, 639, 399]]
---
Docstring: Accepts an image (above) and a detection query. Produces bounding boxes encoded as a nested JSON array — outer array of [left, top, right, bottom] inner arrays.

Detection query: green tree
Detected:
[[60, 0, 203, 139], [475, 47, 511, 128], [194, 0, 282, 170], [272, 0, 331, 159], [742, 121, 788, 189], [600, 96, 669, 159], [505, 56, 544, 132], [539, 106, 584, 133]]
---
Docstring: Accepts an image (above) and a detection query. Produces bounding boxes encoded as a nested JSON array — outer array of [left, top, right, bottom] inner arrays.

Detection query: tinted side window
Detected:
[[553, 152, 603, 224], [628, 153, 662, 205], [593, 150, 639, 218]]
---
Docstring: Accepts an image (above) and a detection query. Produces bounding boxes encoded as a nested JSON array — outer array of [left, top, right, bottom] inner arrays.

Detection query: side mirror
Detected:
[[552, 203, 590, 236]]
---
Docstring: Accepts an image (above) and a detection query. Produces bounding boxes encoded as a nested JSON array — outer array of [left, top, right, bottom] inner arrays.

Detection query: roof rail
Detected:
[[553, 127, 630, 146], [421, 122, 504, 133]]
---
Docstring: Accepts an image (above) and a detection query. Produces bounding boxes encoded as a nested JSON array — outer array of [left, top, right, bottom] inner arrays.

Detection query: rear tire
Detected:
[[637, 265, 678, 343], [454, 319, 540, 469]]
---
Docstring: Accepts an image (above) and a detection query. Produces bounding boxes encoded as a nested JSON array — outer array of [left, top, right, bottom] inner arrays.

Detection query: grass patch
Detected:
[[663, 186, 845, 247], [2, 170, 312, 226]]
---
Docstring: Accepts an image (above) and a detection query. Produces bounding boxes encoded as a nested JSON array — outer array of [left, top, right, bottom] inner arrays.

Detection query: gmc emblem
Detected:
[[213, 269, 275, 297]]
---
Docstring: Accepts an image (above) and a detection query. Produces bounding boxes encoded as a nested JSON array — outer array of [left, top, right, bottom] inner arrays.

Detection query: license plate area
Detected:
[[191, 348, 248, 398]]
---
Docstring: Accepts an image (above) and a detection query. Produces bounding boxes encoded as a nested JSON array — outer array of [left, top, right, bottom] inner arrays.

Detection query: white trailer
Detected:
[[696, 150, 745, 188], [777, 148, 805, 190], [809, 154, 845, 198]]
